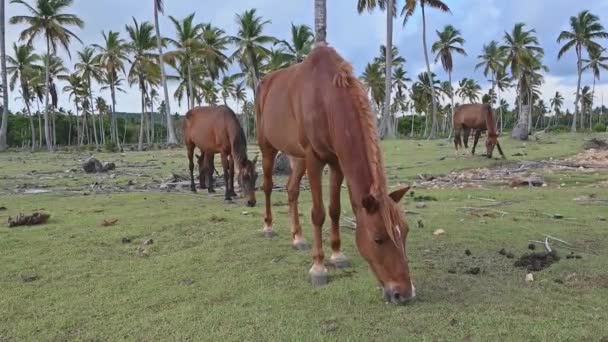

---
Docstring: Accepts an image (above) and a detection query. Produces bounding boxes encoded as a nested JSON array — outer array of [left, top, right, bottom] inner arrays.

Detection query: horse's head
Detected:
[[356, 186, 415, 305], [238, 155, 258, 207], [486, 133, 498, 158]]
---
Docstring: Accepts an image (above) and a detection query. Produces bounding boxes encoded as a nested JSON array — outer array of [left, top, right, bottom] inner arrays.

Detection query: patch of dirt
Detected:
[[7, 212, 50, 227], [514, 251, 560, 272], [584, 138, 608, 150]]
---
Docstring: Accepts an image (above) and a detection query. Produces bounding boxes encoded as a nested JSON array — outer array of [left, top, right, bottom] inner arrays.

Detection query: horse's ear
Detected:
[[252, 155, 258, 164], [362, 194, 379, 213], [389, 186, 410, 203]]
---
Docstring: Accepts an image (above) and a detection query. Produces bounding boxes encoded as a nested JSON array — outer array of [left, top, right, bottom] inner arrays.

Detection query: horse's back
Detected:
[[184, 106, 234, 153], [454, 104, 492, 129]]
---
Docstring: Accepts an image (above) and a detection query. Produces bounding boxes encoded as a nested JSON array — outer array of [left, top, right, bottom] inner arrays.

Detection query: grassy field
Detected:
[[1, 133, 607, 341]]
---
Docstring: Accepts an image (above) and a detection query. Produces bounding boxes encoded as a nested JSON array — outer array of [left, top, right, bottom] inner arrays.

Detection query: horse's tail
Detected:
[[182, 109, 194, 144]]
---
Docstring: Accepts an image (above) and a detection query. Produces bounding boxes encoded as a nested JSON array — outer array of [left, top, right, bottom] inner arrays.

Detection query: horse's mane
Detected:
[[484, 105, 499, 137], [221, 105, 248, 165], [322, 46, 404, 245]]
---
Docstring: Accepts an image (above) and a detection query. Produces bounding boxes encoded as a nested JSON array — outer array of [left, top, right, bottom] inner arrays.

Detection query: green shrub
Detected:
[[104, 141, 118, 152], [593, 123, 606, 132]]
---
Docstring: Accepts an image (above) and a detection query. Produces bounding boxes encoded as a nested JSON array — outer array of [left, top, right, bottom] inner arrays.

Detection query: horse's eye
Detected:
[[374, 237, 384, 245]]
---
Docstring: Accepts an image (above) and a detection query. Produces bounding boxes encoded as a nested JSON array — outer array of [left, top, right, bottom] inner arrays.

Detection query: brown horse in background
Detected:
[[256, 43, 414, 304], [453, 103, 505, 158], [183, 105, 258, 206]]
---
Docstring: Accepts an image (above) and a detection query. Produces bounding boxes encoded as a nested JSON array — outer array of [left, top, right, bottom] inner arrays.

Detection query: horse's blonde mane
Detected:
[[328, 47, 405, 245]]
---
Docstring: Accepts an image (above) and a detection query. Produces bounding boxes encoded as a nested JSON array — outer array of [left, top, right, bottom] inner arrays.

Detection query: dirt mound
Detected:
[[514, 251, 560, 271], [566, 149, 608, 168], [584, 138, 608, 150]]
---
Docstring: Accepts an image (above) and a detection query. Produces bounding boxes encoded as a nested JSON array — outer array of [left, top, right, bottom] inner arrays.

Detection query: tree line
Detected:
[[1, 0, 607, 152]]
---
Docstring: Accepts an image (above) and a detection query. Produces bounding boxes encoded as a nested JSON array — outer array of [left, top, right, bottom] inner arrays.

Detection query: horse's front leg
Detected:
[[472, 130, 482, 155], [205, 153, 216, 194], [306, 154, 328, 288], [187, 144, 196, 193], [287, 157, 308, 250], [227, 155, 238, 198], [220, 153, 232, 201], [328, 164, 349, 268], [261, 148, 278, 238]]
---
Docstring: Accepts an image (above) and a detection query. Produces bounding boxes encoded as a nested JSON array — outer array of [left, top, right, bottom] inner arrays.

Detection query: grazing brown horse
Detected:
[[256, 43, 414, 304], [183, 105, 258, 206], [453, 103, 505, 158]]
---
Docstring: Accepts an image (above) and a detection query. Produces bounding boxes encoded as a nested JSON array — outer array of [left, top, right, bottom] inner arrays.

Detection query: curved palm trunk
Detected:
[[590, 78, 596, 130], [0, 0, 8, 151], [109, 79, 121, 150], [572, 45, 582, 132], [154, 3, 178, 145], [381, 0, 394, 139], [421, 5, 438, 139], [314, 0, 327, 44]]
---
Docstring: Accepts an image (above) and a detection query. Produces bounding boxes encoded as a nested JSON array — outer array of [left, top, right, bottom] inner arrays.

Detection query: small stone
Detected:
[[433, 229, 445, 237], [466, 267, 480, 275], [498, 248, 507, 255], [506, 252, 515, 259], [525, 273, 534, 282], [121, 237, 132, 244], [415, 202, 427, 209], [528, 243, 536, 250], [180, 277, 194, 285], [21, 273, 39, 283], [465, 249, 472, 256], [143, 239, 154, 246]]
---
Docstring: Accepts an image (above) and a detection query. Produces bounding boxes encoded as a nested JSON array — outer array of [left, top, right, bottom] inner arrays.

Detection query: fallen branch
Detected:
[[543, 234, 572, 246], [7, 212, 50, 227], [543, 237, 552, 253]]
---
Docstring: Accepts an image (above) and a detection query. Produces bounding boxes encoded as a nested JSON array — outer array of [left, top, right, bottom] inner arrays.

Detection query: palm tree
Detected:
[[476, 40, 506, 93], [501, 23, 543, 140], [277, 24, 314, 64], [233, 81, 248, 138], [413, 71, 441, 137], [199, 23, 230, 80], [580, 85, 593, 124], [432, 24, 466, 138], [582, 47, 608, 129], [42, 53, 66, 146], [10, 0, 83, 151], [219, 75, 236, 106], [60, 72, 85, 144], [358, 0, 397, 138], [0, 0, 8, 151], [401, 0, 451, 139], [153, 0, 177, 145], [7, 43, 40, 149], [550, 91, 564, 116], [94, 30, 128, 148], [125, 18, 159, 151], [494, 71, 512, 132], [166, 13, 203, 110], [231, 9, 274, 95], [361, 61, 385, 111], [456, 78, 481, 103], [94, 96, 107, 144], [75, 46, 102, 149], [557, 10, 608, 132]]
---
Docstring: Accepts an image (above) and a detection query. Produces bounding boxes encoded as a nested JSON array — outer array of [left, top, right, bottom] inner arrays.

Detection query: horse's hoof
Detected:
[[293, 240, 310, 251], [310, 268, 329, 288], [329, 254, 351, 269], [190, 187, 197, 193], [263, 228, 277, 238]]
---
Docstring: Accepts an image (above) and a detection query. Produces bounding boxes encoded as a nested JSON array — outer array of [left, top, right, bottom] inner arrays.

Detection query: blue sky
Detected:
[[5, 0, 608, 114]]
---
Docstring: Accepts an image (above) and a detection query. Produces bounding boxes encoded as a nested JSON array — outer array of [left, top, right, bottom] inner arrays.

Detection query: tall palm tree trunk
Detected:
[[381, 0, 394, 139], [572, 45, 582, 132], [88, 82, 99, 150], [154, 2, 177, 145], [25, 100, 36, 150], [314, 0, 327, 44], [138, 85, 146, 151], [99, 107, 105, 145], [187, 62, 194, 109], [0, 0, 8, 151], [36, 100, 42, 147], [447, 71, 455, 139], [590, 78, 596, 130], [109, 80, 121, 150], [410, 113, 415, 137], [421, 5, 438, 139], [43, 35, 53, 151]]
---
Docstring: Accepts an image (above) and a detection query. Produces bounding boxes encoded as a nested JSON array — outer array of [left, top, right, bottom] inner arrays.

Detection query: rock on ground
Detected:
[[82, 157, 116, 173]]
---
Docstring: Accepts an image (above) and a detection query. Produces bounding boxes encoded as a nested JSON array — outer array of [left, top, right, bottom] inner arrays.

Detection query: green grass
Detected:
[[1, 133, 608, 341]]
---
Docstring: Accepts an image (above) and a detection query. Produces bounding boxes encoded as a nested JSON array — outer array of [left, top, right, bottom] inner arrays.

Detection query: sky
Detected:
[[5, 0, 608, 115]]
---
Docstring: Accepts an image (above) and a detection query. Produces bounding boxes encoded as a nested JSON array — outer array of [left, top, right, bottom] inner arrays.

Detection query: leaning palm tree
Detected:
[[75, 46, 102, 149], [277, 24, 314, 64], [582, 47, 608, 129], [125, 18, 159, 151], [94, 30, 128, 148], [358, 0, 397, 138], [0, 0, 8, 151], [432, 24, 466, 138], [557, 10, 608, 132], [230, 9, 275, 95], [10, 0, 84, 151], [153, 0, 177, 145], [7, 43, 40, 149], [500, 23, 544, 140], [166, 13, 204, 110], [401, 0, 451, 139]]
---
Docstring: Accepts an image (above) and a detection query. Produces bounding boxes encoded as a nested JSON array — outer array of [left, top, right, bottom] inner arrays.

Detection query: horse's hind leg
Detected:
[[220, 153, 232, 201], [261, 148, 278, 238], [453, 127, 462, 156], [306, 153, 328, 287], [197, 153, 207, 190], [187, 143, 196, 193], [287, 157, 308, 250], [463, 128, 471, 151], [472, 130, 482, 155], [328, 164, 349, 269], [205, 153, 216, 193]]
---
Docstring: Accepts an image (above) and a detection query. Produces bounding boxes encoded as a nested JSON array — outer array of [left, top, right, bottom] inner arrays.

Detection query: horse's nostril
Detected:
[[393, 292, 401, 300]]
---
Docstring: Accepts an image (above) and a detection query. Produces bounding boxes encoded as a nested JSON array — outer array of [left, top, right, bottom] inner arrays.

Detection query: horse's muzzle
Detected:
[[383, 285, 416, 305], [247, 200, 256, 207]]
